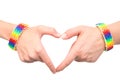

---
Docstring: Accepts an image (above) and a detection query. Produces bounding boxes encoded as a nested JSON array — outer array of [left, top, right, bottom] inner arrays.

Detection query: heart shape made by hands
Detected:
[[42, 35, 75, 68]]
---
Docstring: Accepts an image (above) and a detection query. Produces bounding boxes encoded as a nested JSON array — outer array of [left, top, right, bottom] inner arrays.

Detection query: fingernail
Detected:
[[61, 33, 67, 39], [56, 33, 61, 37]]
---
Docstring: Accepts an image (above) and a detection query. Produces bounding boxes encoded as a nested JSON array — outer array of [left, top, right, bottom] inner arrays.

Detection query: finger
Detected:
[[75, 56, 85, 62], [24, 58, 35, 63], [19, 53, 35, 63], [56, 37, 83, 72], [17, 49, 35, 63], [28, 49, 43, 62], [56, 41, 77, 72], [56, 50, 76, 72], [70, 41, 83, 62], [57, 27, 82, 71], [28, 54, 43, 62], [23, 53, 35, 63], [38, 45, 56, 73], [61, 26, 83, 39], [17, 49, 25, 62], [38, 26, 61, 38]]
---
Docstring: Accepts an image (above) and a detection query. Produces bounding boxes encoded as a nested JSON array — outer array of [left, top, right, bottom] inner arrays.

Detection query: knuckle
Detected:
[[75, 48, 84, 56], [35, 47, 42, 53], [92, 60, 96, 63], [22, 56, 33, 63], [86, 57, 97, 63], [91, 58, 97, 62], [76, 48, 84, 54], [65, 62, 69, 66], [81, 55, 87, 60], [25, 57, 31, 62], [29, 53, 37, 60], [47, 60, 52, 65], [62, 61, 69, 67], [65, 29, 73, 36], [49, 27, 56, 33], [18, 56, 25, 62], [49, 63, 53, 68], [47, 61, 53, 67], [89, 60, 96, 63], [20, 57, 25, 62], [75, 49, 81, 54]]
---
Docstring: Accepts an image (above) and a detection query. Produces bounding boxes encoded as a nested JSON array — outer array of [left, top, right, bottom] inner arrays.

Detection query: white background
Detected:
[[0, 0, 120, 80]]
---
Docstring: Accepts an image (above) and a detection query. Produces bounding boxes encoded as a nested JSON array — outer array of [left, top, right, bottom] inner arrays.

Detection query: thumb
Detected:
[[61, 26, 83, 39], [38, 26, 61, 38]]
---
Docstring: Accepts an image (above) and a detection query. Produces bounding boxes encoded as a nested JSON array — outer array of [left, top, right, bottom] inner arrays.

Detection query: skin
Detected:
[[56, 21, 120, 72], [1, 20, 120, 73], [0, 20, 60, 73], [16, 26, 61, 73]]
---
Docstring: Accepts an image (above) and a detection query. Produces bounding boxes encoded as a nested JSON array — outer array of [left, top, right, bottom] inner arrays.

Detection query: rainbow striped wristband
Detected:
[[96, 23, 114, 51], [8, 23, 28, 50]]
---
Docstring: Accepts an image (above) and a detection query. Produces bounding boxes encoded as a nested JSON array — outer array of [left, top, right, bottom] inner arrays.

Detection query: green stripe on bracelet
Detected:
[[96, 23, 114, 51], [8, 23, 28, 50]]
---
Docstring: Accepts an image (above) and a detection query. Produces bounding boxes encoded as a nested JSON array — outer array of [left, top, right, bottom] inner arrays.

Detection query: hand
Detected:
[[56, 26, 105, 72], [16, 25, 60, 73]]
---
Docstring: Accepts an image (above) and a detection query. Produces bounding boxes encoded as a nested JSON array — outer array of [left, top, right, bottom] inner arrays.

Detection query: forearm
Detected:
[[108, 21, 120, 45], [0, 20, 16, 40]]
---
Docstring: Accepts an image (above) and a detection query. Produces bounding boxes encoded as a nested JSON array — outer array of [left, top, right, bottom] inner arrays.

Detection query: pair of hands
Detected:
[[16, 25, 105, 73]]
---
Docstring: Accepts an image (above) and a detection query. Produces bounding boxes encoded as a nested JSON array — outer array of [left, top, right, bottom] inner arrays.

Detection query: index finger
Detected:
[[56, 43, 77, 72], [39, 45, 56, 73]]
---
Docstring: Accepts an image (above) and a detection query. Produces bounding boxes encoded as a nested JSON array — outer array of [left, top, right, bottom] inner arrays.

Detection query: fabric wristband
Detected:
[[8, 23, 28, 50], [96, 23, 114, 51]]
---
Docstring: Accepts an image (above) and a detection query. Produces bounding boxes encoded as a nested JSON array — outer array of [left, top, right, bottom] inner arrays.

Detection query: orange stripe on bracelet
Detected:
[[96, 23, 114, 51], [8, 23, 28, 50]]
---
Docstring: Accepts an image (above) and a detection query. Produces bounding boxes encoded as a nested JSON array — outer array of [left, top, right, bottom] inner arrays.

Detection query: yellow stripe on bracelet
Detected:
[[8, 23, 28, 50], [96, 23, 114, 51]]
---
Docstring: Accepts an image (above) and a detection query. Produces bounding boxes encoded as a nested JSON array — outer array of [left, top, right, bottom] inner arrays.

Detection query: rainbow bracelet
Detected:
[[96, 23, 114, 51], [8, 23, 28, 50]]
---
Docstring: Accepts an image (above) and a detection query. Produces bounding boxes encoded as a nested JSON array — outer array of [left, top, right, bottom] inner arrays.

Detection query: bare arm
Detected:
[[0, 20, 60, 73], [57, 21, 120, 72], [108, 21, 120, 44], [0, 20, 16, 40]]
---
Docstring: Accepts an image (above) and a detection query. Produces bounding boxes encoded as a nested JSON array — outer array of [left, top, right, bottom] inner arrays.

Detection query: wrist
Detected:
[[8, 23, 28, 50], [7, 24, 16, 40], [96, 23, 114, 51], [108, 22, 120, 45]]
